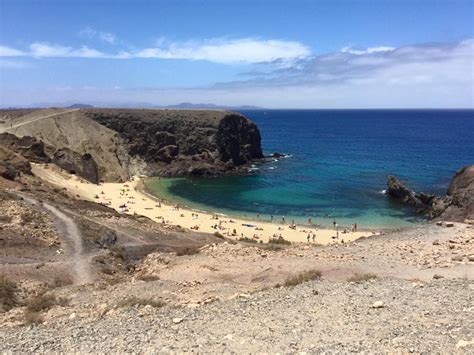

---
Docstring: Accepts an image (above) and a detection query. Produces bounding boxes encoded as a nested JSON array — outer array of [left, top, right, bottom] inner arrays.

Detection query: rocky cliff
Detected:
[[83, 109, 263, 177], [386, 165, 474, 222], [0, 108, 264, 181]]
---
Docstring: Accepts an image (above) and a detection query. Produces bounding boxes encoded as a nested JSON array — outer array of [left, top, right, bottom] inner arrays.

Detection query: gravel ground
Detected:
[[2, 278, 473, 353]]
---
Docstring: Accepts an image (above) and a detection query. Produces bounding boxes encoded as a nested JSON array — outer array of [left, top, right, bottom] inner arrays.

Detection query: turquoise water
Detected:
[[145, 110, 474, 229]]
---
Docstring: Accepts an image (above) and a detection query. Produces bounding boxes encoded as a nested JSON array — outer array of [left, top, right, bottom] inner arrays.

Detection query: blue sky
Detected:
[[0, 0, 473, 108]]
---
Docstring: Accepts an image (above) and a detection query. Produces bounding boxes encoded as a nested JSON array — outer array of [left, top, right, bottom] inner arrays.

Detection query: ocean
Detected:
[[144, 109, 474, 228]]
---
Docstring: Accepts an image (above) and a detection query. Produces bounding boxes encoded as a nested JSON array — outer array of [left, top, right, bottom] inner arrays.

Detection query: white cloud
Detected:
[[132, 38, 311, 64], [79, 27, 116, 44], [0, 38, 311, 64], [0, 45, 26, 56], [29, 42, 106, 58], [341, 46, 395, 55]]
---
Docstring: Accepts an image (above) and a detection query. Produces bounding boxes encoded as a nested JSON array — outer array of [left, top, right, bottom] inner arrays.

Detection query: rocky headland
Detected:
[[0, 108, 263, 182], [386, 165, 474, 222]]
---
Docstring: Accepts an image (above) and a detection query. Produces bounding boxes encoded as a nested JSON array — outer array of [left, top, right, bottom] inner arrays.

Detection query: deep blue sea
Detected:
[[145, 110, 474, 228]]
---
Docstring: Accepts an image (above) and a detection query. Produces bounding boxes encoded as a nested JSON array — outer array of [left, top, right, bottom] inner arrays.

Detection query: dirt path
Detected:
[[18, 193, 92, 284], [42, 203, 92, 284], [0, 109, 78, 133]]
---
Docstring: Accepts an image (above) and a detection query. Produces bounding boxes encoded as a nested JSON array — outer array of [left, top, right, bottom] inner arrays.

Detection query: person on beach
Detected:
[[354, 223, 357, 232], [308, 217, 312, 225], [312, 233, 316, 242], [282, 216, 285, 224], [307, 234, 311, 242], [270, 215, 274, 223]]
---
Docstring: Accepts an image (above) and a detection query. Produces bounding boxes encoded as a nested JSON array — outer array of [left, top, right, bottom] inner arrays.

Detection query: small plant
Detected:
[[0, 276, 18, 312], [238, 237, 258, 243], [284, 269, 322, 287], [117, 296, 165, 308], [213, 232, 224, 239], [0, 215, 12, 224], [137, 274, 160, 282], [174, 225, 186, 233], [20, 212, 35, 224], [23, 311, 44, 325], [347, 273, 377, 283], [261, 244, 284, 252], [269, 236, 291, 245], [176, 246, 200, 256], [26, 294, 68, 313], [108, 245, 127, 260], [50, 275, 74, 288]]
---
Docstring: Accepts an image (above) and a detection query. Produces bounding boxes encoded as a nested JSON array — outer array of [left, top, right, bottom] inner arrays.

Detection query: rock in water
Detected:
[[386, 175, 435, 210]]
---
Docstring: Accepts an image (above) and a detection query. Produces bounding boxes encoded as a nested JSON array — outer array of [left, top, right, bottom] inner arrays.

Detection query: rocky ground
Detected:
[[1, 171, 473, 352], [1, 278, 472, 353]]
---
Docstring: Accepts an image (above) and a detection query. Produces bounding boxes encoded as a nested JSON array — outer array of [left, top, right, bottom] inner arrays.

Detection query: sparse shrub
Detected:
[[100, 265, 115, 275], [174, 225, 186, 233], [20, 212, 35, 224], [261, 244, 284, 252], [23, 310, 44, 325], [50, 275, 73, 288], [176, 246, 200, 256], [347, 273, 377, 283], [213, 232, 224, 239], [0, 215, 12, 224], [269, 236, 291, 245], [284, 269, 322, 287], [137, 274, 160, 282], [108, 245, 127, 260], [238, 237, 258, 243], [26, 294, 68, 313], [0, 276, 18, 311], [117, 296, 165, 308]]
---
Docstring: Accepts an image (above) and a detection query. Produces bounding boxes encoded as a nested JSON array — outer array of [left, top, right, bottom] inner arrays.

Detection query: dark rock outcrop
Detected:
[[386, 175, 434, 209], [0, 133, 50, 163], [440, 166, 474, 221], [52, 148, 100, 184], [386, 165, 474, 222], [83, 109, 264, 177], [0, 146, 32, 180]]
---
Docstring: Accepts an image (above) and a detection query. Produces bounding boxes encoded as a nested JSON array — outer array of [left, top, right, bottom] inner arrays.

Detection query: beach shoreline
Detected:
[[32, 163, 382, 245]]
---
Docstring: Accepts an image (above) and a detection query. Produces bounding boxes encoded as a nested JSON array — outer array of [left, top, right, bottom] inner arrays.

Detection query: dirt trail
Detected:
[[18, 193, 92, 284], [42, 203, 92, 284]]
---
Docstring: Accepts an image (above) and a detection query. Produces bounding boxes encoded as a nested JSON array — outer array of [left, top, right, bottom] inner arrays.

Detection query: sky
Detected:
[[0, 0, 473, 108]]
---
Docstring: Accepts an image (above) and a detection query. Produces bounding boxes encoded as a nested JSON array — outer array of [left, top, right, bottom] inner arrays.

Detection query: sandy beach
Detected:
[[32, 163, 378, 245]]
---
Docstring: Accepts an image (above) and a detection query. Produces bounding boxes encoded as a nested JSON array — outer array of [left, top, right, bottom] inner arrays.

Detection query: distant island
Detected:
[[1, 102, 265, 110]]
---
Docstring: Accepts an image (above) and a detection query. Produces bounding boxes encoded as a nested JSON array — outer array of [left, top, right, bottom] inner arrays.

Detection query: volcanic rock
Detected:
[[0, 145, 32, 180], [52, 148, 100, 184], [0, 133, 50, 163]]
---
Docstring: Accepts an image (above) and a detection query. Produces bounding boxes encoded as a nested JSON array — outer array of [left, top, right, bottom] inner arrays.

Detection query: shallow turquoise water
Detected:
[[145, 109, 474, 229]]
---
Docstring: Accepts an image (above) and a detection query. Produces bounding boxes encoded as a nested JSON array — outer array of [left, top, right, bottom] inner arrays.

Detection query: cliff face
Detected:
[[1, 108, 264, 181], [84, 109, 263, 177]]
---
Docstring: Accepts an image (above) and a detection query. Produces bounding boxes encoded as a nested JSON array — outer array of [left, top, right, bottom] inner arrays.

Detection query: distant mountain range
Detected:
[[2, 102, 264, 110]]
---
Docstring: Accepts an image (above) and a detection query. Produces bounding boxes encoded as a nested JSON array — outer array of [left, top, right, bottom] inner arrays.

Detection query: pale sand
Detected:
[[31, 164, 378, 245]]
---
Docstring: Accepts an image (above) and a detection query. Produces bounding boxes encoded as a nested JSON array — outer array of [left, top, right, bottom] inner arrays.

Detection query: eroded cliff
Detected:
[[0, 108, 264, 182]]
